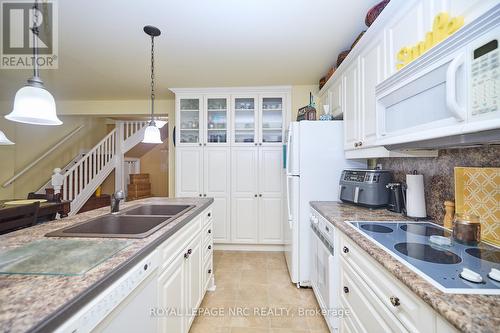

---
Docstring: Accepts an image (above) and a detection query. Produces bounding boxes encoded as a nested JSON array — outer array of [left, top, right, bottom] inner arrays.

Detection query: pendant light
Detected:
[[0, 130, 14, 145], [5, 0, 61, 126], [142, 25, 163, 144]]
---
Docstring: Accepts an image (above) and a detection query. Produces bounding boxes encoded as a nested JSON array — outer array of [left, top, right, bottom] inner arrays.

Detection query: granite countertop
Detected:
[[310, 201, 500, 333], [0, 197, 213, 333]]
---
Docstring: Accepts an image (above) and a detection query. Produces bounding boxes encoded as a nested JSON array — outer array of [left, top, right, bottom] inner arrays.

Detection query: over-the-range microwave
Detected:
[[375, 6, 500, 149]]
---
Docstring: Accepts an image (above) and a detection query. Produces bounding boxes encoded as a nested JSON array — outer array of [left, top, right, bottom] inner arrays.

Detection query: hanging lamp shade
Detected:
[[0, 130, 14, 145], [154, 120, 167, 128], [143, 121, 163, 144], [5, 84, 62, 126]]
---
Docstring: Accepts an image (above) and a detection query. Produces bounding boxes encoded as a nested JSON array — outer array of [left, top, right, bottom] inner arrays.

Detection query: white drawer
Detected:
[[340, 256, 409, 333], [203, 207, 213, 228], [202, 233, 213, 263], [340, 234, 435, 333], [158, 215, 202, 270], [202, 254, 213, 291], [202, 220, 213, 244]]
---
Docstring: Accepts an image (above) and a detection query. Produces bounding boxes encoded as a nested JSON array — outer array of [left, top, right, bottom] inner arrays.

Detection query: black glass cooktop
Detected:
[[348, 221, 500, 293]]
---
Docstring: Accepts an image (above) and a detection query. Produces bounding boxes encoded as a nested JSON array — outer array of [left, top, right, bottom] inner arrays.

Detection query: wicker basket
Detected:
[[365, 0, 390, 27]]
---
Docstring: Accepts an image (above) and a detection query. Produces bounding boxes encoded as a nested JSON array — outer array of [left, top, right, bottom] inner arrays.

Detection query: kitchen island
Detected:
[[310, 201, 500, 333], [0, 197, 213, 333]]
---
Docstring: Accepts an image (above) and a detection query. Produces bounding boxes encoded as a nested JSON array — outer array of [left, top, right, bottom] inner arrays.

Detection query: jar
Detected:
[[452, 213, 481, 245]]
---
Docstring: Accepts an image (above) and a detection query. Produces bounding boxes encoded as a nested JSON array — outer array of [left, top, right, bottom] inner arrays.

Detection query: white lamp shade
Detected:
[[154, 120, 167, 128], [142, 124, 163, 143], [0, 130, 14, 145], [5, 85, 62, 126]]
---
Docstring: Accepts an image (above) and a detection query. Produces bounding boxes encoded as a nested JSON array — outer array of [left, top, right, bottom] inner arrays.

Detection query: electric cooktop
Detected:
[[348, 221, 500, 294]]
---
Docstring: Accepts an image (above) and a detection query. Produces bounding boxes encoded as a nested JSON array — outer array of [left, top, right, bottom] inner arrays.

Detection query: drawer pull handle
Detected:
[[208, 245, 212, 250], [208, 269, 212, 274], [325, 225, 330, 232], [390, 296, 400, 307], [343, 286, 349, 294], [343, 246, 349, 254], [208, 229, 212, 234], [184, 248, 193, 259]]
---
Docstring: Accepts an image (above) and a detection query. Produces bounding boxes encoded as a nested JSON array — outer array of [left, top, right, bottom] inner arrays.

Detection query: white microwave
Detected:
[[375, 12, 499, 147]]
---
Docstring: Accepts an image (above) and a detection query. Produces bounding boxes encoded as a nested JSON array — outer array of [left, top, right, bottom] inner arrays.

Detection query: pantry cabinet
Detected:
[[231, 146, 283, 244], [173, 87, 290, 246]]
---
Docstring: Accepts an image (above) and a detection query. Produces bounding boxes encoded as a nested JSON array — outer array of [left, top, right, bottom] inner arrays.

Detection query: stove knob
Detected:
[[460, 268, 483, 283], [488, 268, 500, 282]]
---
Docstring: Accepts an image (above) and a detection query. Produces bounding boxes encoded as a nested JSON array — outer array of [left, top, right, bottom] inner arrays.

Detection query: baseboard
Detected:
[[213, 243, 284, 251]]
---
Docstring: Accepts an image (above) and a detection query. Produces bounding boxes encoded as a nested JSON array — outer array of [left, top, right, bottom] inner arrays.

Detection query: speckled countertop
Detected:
[[0, 197, 213, 333], [310, 201, 500, 333]]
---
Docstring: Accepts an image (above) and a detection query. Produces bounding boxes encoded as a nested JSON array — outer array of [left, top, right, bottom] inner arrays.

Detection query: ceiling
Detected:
[[0, 0, 379, 101]]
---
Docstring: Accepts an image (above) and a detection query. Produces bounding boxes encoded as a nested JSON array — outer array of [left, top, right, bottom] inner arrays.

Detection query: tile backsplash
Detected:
[[379, 146, 500, 224]]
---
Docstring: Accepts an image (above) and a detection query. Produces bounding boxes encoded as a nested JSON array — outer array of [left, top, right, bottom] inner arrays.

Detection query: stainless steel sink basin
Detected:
[[121, 204, 194, 216], [46, 215, 173, 239]]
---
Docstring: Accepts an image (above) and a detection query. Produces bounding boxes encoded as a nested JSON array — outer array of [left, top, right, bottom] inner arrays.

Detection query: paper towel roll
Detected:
[[406, 173, 427, 218]]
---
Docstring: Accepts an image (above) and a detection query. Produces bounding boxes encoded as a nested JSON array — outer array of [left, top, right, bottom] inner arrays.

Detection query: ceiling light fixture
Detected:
[[5, 0, 62, 126], [142, 25, 163, 144], [0, 130, 14, 145]]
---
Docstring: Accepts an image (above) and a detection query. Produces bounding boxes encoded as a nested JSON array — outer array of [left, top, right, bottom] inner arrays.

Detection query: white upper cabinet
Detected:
[[343, 61, 360, 150], [232, 96, 258, 146], [205, 96, 230, 146], [360, 38, 384, 147], [260, 95, 285, 145], [177, 97, 203, 146], [176, 147, 203, 197], [331, 79, 343, 118]]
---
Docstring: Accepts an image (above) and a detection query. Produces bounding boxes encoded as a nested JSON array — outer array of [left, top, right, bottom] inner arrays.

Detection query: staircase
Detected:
[[59, 121, 149, 216]]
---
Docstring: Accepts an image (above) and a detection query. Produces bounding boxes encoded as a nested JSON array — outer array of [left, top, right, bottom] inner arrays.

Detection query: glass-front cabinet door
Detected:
[[205, 97, 229, 145], [178, 97, 202, 145], [232, 96, 257, 145], [260, 96, 284, 144]]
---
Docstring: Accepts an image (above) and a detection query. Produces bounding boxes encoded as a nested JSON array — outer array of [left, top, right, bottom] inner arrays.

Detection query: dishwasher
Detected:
[[55, 251, 159, 333]]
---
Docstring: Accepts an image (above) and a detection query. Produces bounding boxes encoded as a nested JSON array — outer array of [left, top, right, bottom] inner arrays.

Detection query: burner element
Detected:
[[400, 224, 451, 237], [394, 242, 462, 264], [465, 248, 500, 264], [361, 224, 393, 233]]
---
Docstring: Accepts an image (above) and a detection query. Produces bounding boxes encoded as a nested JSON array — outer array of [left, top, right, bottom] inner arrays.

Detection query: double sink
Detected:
[[46, 204, 195, 239]]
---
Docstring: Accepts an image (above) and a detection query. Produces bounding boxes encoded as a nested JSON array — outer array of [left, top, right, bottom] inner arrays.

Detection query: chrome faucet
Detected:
[[111, 190, 125, 214]]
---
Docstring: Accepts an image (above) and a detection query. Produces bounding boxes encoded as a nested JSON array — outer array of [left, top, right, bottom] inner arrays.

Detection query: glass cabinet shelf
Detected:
[[206, 98, 228, 144], [179, 98, 201, 144]]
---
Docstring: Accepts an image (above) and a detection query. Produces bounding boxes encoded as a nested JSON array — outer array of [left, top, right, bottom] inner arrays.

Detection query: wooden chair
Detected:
[[0, 202, 40, 235]]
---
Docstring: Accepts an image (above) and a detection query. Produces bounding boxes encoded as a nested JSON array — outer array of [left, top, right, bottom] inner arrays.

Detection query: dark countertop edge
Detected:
[[27, 198, 214, 333], [309, 201, 473, 333]]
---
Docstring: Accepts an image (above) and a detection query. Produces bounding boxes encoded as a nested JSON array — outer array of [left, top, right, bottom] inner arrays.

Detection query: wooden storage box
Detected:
[[129, 174, 150, 184], [127, 183, 152, 200]]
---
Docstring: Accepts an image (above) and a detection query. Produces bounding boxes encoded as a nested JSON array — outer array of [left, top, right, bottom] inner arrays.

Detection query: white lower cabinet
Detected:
[[337, 232, 458, 333], [157, 206, 214, 333]]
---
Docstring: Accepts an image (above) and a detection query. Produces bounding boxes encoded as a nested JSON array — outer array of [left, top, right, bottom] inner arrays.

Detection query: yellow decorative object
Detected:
[[95, 186, 102, 198], [4, 199, 48, 205], [396, 12, 464, 70], [455, 167, 500, 246]]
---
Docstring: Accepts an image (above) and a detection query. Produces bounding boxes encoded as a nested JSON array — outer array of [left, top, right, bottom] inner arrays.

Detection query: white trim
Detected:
[[213, 243, 284, 252], [170, 86, 292, 95]]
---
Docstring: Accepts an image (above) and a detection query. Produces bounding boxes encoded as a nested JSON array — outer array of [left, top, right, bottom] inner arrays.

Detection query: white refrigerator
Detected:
[[284, 121, 365, 286]]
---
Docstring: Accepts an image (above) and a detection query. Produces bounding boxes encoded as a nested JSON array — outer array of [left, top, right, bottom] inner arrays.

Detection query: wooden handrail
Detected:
[[2, 125, 86, 188]]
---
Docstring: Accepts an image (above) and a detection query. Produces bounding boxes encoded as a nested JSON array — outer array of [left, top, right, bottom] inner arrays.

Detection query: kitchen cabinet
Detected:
[[343, 61, 360, 150], [174, 87, 289, 246], [231, 146, 283, 244], [158, 207, 214, 333]]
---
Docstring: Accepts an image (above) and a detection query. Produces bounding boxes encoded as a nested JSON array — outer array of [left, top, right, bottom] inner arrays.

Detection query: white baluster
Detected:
[[69, 172, 73, 200], [63, 176, 68, 201], [83, 158, 87, 187], [79, 163, 83, 193]]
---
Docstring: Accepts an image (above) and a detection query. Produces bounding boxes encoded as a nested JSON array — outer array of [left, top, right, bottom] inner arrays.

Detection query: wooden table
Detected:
[[0, 200, 71, 219]]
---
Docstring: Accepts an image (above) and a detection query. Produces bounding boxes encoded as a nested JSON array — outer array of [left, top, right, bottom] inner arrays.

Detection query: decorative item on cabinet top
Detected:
[[454, 167, 500, 246], [319, 67, 335, 90], [396, 12, 464, 70], [365, 0, 390, 27], [319, 105, 335, 121], [297, 92, 317, 121]]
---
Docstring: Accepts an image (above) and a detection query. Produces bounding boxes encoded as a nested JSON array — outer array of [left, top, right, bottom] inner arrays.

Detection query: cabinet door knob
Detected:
[[199, 143, 202, 146], [203, 194, 207, 197], [208, 229, 212, 234], [259, 143, 262, 146], [208, 269, 212, 274], [259, 194, 262, 197], [359, 141, 363, 147], [208, 245, 212, 250], [204, 143, 207, 146], [199, 194, 202, 197], [354, 143, 358, 147], [207, 212, 211, 217], [343, 286, 349, 294], [390, 296, 401, 307], [254, 194, 258, 197], [254, 143, 258, 146], [343, 246, 349, 254], [184, 249, 192, 259]]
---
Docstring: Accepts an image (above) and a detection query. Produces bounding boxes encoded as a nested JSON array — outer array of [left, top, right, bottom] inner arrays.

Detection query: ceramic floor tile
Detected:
[[190, 251, 328, 333]]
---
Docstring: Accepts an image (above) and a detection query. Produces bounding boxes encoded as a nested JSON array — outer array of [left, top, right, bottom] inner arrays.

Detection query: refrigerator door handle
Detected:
[[286, 127, 293, 175], [286, 176, 293, 221]]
